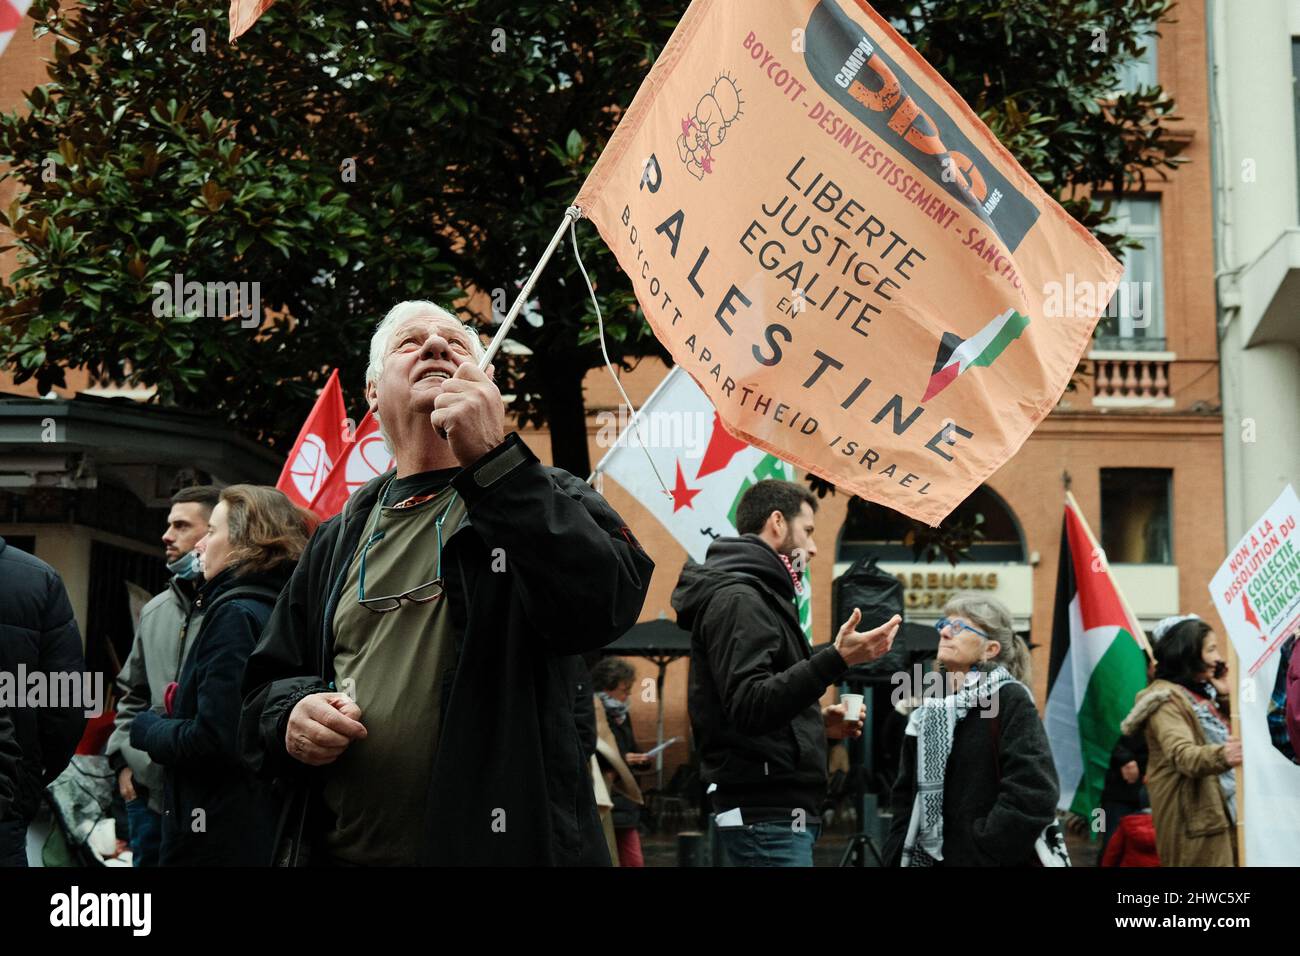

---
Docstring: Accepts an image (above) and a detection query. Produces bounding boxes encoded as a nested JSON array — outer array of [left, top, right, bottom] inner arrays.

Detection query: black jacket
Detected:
[[0, 707, 21, 821], [132, 565, 290, 865], [573, 660, 597, 760], [884, 680, 1060, 866], [672, 535, 847, 818], [1099, 732, 1148, 807], [238, 434, 653, 866], [0, 536, 86, 821]]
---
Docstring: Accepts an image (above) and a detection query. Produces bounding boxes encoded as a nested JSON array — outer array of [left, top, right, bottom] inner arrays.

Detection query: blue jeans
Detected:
[[716, 819, 821, 867], [126, 798, 162, 868]]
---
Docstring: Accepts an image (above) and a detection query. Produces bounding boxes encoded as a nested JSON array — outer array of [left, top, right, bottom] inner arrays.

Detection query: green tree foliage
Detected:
[[0, 0, 1181, 494], [0, 0, 678, 464]]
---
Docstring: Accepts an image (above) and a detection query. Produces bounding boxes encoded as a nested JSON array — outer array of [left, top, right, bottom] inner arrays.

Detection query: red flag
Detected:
[[275, 369, 348, 510], [229, 0, 275, 42], [309, 410, 394, 519]]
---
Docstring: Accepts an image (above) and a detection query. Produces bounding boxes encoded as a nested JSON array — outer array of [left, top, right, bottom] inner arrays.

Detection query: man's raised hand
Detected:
[[285, 692, 368, 766], [834, 609, 900, 667], [430, 361, 505, 466]]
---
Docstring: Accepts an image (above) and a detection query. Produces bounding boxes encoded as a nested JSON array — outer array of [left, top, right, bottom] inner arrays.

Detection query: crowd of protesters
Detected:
[[0, 299, 1290, 868]]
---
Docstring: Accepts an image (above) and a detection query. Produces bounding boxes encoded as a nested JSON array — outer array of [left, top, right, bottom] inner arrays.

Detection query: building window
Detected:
[[1095, 197, 1164, 350], [1100, 468, 1172, 564], [1114, 25, 1158, 93], [837, 485, 1025, 563]]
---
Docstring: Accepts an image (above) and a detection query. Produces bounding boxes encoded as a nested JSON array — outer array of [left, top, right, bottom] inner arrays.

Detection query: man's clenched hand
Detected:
[[431, 362, 505, 467], [285, 692, 368, 766]]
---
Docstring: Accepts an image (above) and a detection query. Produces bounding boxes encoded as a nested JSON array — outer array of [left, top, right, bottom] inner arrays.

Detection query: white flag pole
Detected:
[[1065, 491, 1153, 659], [479, 205, 583, 371], [570, 218, 670, 497], [476, 204, 669, 496]]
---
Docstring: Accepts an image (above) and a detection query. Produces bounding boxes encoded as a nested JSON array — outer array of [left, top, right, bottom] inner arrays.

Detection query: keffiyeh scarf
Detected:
[[1181, 686, 1237, 824], [900, 665, 1020, 867]]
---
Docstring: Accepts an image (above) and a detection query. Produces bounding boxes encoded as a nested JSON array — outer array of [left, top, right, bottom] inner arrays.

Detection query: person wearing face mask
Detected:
[[673, 479, 900, 867], [131, 485, 313, 865], [590, 657, 651, 867], [884, 593, 1059, 867], [107, 485, 219, 867], [1120, 615, 1242, 867]]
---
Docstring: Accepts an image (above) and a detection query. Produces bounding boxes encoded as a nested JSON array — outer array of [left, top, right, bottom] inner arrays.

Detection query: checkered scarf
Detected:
[[900, 666, 1019, 867], [1181, 686, 1237, 824]]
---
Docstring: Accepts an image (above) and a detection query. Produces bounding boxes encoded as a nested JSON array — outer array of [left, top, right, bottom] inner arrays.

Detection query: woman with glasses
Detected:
[[884, 593, 1060, 866], [131, 485, 313, 865]]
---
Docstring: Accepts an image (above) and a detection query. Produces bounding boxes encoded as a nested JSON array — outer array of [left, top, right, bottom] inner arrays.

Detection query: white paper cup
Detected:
[[841, 693, 864, 722]]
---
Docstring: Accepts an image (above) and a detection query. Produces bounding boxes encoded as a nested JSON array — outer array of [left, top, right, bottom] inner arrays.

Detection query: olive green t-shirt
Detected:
[[322, 469, 466, 866]]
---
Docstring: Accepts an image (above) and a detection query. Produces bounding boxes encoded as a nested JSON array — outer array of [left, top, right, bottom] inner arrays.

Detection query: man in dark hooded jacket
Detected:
[[673, 480, 898, 866], [238, 301, 653, 866]]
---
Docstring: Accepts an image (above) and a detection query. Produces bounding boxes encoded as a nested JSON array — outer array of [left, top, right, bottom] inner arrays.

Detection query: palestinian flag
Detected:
[[922, 308, 1031, 402], [1044, 495, 1151, 820]]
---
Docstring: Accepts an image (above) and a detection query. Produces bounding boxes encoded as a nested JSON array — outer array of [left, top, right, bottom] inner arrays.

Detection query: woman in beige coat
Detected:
[[1120, 616, 1242, 866]]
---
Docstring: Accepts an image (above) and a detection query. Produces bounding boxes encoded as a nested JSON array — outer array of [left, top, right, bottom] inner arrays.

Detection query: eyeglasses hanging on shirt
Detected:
[[357, 477, 459, 613]]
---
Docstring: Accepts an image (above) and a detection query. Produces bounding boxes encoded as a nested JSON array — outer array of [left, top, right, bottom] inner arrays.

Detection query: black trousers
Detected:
[[0, 816, 29, 867]]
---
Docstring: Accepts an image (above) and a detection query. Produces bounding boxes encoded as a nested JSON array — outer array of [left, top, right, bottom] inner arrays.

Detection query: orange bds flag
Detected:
[[576, 0, 1121, 525]]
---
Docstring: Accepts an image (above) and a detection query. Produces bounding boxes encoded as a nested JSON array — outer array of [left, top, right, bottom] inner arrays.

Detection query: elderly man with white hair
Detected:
[[239, 300, 654, 866]]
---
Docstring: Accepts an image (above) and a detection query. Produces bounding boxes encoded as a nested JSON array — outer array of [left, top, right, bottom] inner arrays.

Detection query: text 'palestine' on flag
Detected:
[[574, 0, 1123, 528], [1044, 496, 1151, 820]]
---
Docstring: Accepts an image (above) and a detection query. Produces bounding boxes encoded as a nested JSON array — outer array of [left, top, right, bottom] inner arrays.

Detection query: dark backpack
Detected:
[[832, 555, 907, 676]]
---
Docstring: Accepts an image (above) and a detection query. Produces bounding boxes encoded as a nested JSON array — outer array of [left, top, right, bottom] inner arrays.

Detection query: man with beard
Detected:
[[673, 479, 899, 866]]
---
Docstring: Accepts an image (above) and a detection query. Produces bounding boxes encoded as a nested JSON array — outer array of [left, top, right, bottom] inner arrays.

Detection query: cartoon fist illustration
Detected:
[[677, 75, 743, 180]]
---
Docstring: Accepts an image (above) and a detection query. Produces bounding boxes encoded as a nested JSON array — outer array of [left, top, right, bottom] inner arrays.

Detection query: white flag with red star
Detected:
[[597, 366, 812, 640]]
